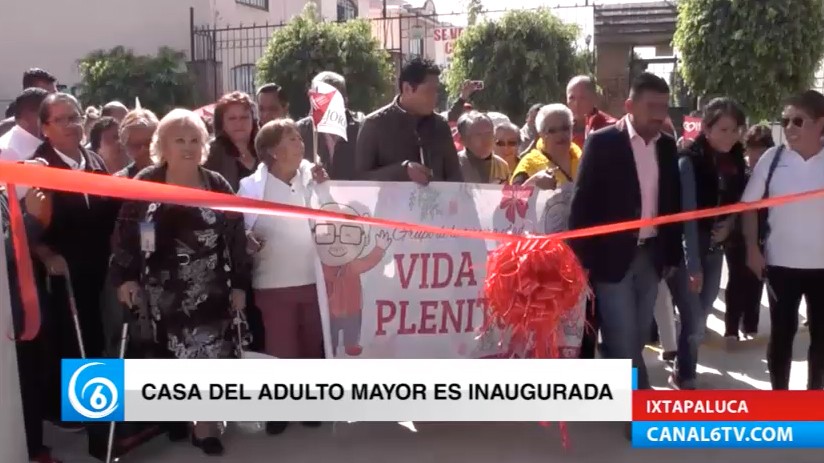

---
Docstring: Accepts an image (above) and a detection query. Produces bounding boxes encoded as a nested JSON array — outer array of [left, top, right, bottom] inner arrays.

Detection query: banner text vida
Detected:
[[377, 251, 489, 336]]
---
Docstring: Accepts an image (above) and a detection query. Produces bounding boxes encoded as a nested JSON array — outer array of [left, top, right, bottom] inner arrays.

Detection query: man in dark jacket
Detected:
[[354, 57, 463, 184], [569, 72, 683, 391], [297, 71, 362, 180]]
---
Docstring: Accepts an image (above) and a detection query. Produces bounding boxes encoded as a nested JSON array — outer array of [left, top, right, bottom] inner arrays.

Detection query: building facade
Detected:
[[0, 0, 369, 108], [370, 0, 463, 68]]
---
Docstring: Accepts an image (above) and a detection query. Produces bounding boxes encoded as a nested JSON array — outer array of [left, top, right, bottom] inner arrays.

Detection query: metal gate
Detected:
[[189, 8, 283, 105]]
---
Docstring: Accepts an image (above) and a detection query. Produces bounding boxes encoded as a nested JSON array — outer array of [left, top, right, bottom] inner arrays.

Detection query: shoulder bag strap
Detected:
[[758, 146, 784, 249], [554, 162, 573, 183], [763, 146, 784, 199]]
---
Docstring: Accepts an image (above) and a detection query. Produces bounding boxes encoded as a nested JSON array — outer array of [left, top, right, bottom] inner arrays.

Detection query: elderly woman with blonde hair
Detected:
[[511, 104, 582, 190], [108, 109, 250, 456]]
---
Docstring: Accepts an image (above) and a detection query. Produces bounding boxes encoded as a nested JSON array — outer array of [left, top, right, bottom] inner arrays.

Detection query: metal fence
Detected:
[[189, 9, 284, 104], [188, 4, 596, 105]]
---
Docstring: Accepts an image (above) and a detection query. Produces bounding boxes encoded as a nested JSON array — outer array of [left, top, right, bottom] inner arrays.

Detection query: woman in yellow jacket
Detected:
[[511, 104, 582, 189]]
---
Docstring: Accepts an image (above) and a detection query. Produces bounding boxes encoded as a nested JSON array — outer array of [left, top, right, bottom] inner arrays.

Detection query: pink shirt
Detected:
[[625, 117, 659, 239]]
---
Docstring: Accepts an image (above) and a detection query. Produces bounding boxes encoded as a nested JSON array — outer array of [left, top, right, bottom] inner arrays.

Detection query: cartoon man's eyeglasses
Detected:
[[312, 223, 364, 245]]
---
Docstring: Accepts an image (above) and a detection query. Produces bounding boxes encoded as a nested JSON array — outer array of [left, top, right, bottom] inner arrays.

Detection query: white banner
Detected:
[[310, 181, 586, 360]]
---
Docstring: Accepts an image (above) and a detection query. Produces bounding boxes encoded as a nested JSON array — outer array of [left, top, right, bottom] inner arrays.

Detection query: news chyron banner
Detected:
[[61, 359, 631, 422], [632, 390, 824, 448]]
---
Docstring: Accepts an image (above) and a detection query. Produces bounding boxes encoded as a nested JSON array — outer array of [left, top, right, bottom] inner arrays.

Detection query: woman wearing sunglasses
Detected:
[[667, 98, 747, 390], [741, 90, 824, 390], [510, 104, 582, 190]]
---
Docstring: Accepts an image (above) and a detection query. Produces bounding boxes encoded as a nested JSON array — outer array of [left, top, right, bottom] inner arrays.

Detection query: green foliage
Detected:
[[446, 9, 585, 125], [77, 46, 194, 115], [674, 0, 824, 121], [574, 49, 595, 76], [257, 3, 394, 118]]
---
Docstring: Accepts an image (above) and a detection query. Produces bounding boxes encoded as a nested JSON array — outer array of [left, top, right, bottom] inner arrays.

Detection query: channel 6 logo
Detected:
[[61, 359, 124, 422]]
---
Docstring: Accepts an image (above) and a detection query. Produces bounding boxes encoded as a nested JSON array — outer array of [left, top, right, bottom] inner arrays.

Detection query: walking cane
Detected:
[[105, 321, 130, 463], [64, 270, 87, 359]]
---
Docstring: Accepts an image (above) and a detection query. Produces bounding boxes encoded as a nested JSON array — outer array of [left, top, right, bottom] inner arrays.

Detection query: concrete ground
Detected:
[[48, 267, 820, 463]]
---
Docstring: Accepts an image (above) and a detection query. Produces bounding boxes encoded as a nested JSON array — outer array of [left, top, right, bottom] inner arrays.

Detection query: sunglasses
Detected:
[[495, 140, 518, 147], [781, 117, 806, 128], [541, 125, 571, 135]]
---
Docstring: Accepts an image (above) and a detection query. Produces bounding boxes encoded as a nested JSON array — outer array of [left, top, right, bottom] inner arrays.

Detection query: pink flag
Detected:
[[308, 82, 348, 141]]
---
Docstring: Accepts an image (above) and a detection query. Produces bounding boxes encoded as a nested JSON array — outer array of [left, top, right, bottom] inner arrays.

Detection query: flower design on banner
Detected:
[[408, 187, 442, 221], [499, 184, 533, 223]]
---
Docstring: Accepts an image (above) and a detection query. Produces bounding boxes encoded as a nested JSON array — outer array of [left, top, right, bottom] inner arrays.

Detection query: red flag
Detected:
[[308, 82, 348, 141], [682, 116, 702, 140], [194, 103, 215, 119], [309, 90, 334, 126], [449, 121, 464, 151]]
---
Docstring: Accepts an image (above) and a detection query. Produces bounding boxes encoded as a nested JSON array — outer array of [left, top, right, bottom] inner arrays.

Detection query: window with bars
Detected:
[[236, 0, 268, 11], [337, 0, 358, 21], [408, 38, 423, 58], [231, 64, 256, 95]]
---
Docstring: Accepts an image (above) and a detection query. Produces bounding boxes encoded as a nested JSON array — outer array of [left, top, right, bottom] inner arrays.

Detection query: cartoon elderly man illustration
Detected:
[[314, 203, 392, 356]]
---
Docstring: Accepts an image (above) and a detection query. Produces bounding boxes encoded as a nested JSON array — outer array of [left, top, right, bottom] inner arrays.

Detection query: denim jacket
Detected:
[[677, 136, 747, 273]]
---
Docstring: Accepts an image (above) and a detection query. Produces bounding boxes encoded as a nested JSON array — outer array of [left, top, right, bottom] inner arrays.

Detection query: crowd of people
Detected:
[[1, 58, 823, 462]]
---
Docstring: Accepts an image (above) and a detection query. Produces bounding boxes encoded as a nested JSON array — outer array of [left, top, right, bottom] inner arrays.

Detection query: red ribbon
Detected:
[[4, 161, 824, 345], [6, 162, 821, 241], [5, 186, 41, 341]]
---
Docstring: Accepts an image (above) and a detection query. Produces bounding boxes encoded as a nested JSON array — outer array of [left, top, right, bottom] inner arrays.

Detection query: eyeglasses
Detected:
[[781, 117, 806, 129], [313, 223, 363, 245], [541, 125, 571, 135], [495, 140, 519, 147], [47, 115, 83, 127]]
